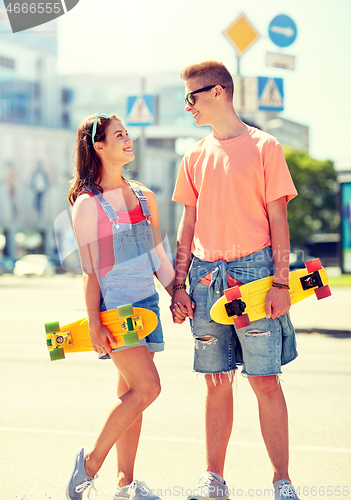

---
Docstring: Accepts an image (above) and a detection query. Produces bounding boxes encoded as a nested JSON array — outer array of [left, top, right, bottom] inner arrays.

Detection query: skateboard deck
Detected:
[[210, 259, 331, 329], [45, 303, 158, 361]]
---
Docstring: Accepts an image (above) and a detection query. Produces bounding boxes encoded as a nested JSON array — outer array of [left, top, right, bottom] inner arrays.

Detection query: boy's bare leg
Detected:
[[248, 375, 290, 483], [204, 373, 234, 478]]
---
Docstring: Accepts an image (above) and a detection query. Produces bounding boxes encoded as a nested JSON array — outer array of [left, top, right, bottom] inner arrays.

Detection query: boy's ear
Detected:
[[214, 85, 224, 99]]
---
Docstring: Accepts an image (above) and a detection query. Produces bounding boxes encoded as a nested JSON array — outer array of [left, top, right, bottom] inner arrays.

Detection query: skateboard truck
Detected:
[[223, 287, 251, 328], [300, 271, 323, 290], [121, 315, 144, 346], [224, 298, 247, 318], [121, 315, 143, 332], [46, 331, 72, 349]]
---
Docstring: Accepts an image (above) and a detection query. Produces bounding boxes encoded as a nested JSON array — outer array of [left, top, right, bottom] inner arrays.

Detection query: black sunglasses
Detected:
[[185, 84, 226, 106]]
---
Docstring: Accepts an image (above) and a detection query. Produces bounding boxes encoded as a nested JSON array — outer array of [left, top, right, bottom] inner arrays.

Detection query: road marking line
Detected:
[[1, 427, 350, 454]]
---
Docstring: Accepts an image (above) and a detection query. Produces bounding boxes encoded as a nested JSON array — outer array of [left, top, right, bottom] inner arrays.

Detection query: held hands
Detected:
[[170, 288, 195, 324], [265, 286, 291, 319], [88, 322, 117, 355]]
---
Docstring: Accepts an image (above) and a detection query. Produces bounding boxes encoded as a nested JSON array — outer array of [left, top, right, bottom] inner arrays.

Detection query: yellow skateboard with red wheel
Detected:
[[210, 259, 331, 329], [45, 303, 158, 361]]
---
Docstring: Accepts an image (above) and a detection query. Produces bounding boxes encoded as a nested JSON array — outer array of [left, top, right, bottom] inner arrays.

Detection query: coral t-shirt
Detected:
[[172, 127, 297, 263]]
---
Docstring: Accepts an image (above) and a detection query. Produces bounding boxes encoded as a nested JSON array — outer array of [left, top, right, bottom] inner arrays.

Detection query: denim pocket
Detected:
[[278, 313, 294, 337], [117, 227, 157, 274]]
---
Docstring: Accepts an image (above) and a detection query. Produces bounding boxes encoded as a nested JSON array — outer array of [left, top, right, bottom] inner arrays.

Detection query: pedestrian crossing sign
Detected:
[[126, 95, 155, 126], [258, 77, 284, 112]]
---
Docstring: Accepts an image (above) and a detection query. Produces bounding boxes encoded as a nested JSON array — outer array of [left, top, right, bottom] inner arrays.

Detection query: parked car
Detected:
[[13, 254, 56, 277], [50, 251, 67, 274]]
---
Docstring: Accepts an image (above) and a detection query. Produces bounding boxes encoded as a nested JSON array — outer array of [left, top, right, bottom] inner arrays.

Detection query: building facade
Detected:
[[0, 6, 73, 262], [0, 9, 309, 265]]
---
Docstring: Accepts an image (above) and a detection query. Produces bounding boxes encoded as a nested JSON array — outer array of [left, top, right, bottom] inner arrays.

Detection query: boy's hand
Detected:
[[171, 301, 188, 324], [171, 289, 195, 323], [265, 287, 291, 319]]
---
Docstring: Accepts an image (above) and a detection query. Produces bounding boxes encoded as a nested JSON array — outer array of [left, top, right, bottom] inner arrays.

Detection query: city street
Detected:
[[0, 274, 350, 500]]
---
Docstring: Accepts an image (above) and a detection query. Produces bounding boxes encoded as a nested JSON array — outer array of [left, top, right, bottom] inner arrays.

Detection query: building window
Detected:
[[0, 56, 15, 69]]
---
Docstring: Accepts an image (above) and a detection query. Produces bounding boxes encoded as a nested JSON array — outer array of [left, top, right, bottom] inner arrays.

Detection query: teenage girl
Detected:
[[66, 114, 185, 500]]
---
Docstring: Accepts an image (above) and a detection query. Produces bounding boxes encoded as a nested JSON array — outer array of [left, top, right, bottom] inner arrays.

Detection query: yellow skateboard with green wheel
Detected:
[[210, 259, 331, 329], [45, 304, 158, 361]]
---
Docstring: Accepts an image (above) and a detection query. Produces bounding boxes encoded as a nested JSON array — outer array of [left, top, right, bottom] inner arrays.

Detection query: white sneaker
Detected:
[[188, 472, 229, 500], [128, 480, 161, 500], [274, 480, 301, 499], [66, 447, 98, 500], [112, 484, 130, 500]]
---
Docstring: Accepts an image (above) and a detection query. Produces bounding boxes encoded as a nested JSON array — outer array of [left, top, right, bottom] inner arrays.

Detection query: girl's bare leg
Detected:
[[84, 347, 160, 477], [115, 353, 155, 487]]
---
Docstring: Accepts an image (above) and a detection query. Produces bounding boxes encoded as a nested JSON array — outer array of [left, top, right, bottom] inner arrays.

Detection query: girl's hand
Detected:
[[88, 323, 117, 355], [171, 289, 196, 323]]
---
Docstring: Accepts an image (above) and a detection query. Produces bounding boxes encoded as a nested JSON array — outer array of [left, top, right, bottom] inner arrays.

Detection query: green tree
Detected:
[[284, 148, 338, 245]]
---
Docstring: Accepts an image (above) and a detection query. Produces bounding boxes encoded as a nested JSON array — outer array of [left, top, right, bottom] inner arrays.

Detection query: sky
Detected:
[[56, 0, 351, 165]]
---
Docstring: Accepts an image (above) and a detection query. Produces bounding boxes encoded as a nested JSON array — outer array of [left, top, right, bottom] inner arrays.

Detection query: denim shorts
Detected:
[[98, 292, 164, 359], [190, 282, 294, 377]]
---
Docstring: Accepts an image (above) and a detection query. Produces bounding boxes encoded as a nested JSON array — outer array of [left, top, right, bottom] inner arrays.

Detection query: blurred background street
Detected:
[[0, 0, 351, 275], [1, 274, 350, 500]]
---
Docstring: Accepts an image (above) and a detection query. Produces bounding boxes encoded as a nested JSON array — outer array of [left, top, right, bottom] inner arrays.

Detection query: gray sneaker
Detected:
[[188, 472, 229, 500], [274, 480, 300, 499], [128, 480, 161, 500], [66, 447, 98, 500], [112, 484, 130, 500]]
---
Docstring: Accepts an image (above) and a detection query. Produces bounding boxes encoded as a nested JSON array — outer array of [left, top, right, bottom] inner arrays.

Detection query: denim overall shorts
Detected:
[[85, 183, 164, 356]]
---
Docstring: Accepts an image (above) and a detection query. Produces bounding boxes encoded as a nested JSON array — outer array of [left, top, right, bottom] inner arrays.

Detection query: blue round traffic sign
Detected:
[[268, 14, 297, 48]]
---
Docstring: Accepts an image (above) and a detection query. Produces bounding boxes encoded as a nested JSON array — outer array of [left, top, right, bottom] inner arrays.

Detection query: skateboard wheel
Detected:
[[117, 304, 134, 318], [45, 321, 60, 334], [224, 286, 242, 301], [234, 314, 251, 329], [314, 284, 332, 300], [305, 258, 322, 273], [49, 347, 65, 361]]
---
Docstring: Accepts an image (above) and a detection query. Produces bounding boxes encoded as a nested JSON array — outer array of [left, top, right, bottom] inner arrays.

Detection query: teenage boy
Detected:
[[171, 61, 300, 500]]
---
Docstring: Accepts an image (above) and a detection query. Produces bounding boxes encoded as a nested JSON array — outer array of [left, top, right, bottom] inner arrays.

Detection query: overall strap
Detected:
[[84, 186, 119, 223], [127, 181, 152, 218]]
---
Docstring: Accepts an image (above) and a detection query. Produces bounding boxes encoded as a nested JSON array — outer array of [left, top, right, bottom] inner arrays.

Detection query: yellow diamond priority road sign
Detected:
[[223, 12, 261, 58]]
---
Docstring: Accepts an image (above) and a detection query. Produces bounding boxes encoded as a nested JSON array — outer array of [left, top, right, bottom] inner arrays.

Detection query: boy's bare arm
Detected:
[[171, 205, 196, 320], [266, 196, 291, 319]]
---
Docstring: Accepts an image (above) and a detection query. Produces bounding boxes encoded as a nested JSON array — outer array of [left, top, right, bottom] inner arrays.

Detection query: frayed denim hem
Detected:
[[194, 369, 237, 386]]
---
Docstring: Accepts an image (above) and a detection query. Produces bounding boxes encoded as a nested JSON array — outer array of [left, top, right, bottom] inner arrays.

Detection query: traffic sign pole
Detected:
[[139, 78, 146, 183], [223, 12, 261, 76], [126, 84, 156, 183], [223, 12, 260, 114]]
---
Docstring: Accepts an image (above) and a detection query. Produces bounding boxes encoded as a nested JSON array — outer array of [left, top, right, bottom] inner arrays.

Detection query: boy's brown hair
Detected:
[[180, 60, 234, 100]]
